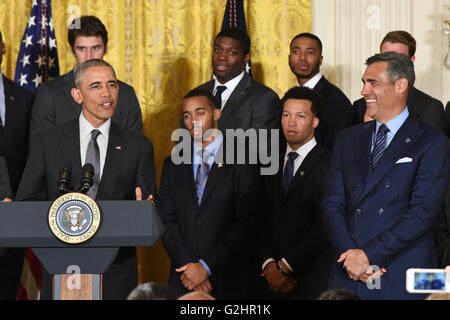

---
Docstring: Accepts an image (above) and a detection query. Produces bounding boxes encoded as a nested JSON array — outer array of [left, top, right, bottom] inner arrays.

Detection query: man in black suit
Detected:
[[160, 89, 260, 299], [30, 15, 143, 136], [0, 30, 34, 196], [288, 33, 353, 153], [353, 31, 445, 132], [260, 87, 331, 299], [0, 30, 34, 300], [193, 28, 280, 132], [15, 59, 157, 299]]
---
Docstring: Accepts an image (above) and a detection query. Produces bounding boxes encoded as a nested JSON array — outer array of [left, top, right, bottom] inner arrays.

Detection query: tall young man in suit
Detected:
[[260, 87, 331, 299], [30, 15, 143, 136], [193, 28, 280, 132], [353, 31, 445, 132], [15, 59, 157, 299], [322, 52, 449, 299], [0, 30, 34, 300], [160, 89, 260, 299], [288, 33, 353, 153]]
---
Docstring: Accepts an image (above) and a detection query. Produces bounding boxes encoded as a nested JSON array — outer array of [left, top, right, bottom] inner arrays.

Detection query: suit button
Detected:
[[355, 209, 362, 215], [378, 208, 384, 214]]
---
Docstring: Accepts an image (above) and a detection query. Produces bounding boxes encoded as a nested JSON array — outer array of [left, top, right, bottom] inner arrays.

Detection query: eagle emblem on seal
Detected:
[[64, 205, 86, 232]]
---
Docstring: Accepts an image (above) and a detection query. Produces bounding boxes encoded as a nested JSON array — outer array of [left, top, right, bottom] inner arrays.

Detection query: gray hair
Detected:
[[74, 59, 116, 88], [126, 282, 177, 300], [365, 51, 415, 89]]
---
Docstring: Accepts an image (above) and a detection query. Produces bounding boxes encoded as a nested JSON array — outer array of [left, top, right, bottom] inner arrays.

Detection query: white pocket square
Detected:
[[395, 157, 413, 164]]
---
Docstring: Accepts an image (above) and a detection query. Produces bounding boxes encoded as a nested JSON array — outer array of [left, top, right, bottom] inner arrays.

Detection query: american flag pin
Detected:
[[116, 146, 122, 150], [299, 171, 305, 176]]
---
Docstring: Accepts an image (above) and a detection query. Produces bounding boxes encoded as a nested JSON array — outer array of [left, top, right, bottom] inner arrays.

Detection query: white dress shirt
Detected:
[[212, 71, 245, 109], [79, 112, 110, 180], [298, 72, 323, 89]]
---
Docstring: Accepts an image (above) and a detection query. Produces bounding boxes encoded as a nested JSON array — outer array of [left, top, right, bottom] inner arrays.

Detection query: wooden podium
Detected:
[[0, 200, 164, 300]]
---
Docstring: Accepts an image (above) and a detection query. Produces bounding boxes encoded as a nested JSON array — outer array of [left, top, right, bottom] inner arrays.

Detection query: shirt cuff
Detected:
[[262, 258, 276, 272], [199, 259, 212, 277], [281, 258, 294, 273]]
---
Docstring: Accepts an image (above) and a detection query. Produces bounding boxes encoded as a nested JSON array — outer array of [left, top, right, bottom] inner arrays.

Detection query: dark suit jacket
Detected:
[[261, 143, 331, 299], [30, 70, 143, 135], [16, 119, 157, 299], [159, 139, 260, 299], [193, 73, 281, 131], [322, 115, 450, 299], [445, 101, 450, 137], [0, 155, 12, 199], [0, 75, 34, 196], [313, 76, 354, 153], [353, 87, 445, 132]]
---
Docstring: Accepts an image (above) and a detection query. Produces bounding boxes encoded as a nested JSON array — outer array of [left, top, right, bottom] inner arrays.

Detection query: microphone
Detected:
[[57, 164, 72, 195], [78, 163, 94, 194]]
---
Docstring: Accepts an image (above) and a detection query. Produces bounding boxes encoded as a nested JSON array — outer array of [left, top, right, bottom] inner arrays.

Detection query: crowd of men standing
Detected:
[[0, 15, 449, 300]]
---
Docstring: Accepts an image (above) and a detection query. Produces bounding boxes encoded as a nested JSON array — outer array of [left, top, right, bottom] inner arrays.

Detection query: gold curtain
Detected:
[[0, 0, 311, 285]]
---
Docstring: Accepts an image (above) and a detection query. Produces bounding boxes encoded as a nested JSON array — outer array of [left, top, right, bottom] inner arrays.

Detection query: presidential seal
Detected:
[[48, 193, 101, 244]]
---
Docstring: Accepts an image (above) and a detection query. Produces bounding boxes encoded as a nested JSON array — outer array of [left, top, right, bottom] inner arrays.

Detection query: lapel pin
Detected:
[[299, 171, 305, 176], [405, 138, 412, 144], [115, 146, 122, 150], [10, 96, 15, 101], [217, 163, 223, 168]]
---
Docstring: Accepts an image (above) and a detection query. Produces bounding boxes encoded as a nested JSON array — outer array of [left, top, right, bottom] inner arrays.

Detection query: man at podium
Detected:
[[15, 59, 157, 300]]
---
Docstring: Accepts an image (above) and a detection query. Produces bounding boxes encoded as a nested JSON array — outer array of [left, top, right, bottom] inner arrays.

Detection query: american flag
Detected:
[[14, 0, 59, 300], [221, 0, 252, 77], [14, 0, 59, 93]]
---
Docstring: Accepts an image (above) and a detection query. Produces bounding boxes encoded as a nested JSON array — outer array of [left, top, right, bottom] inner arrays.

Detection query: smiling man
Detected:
[[30, 15, 143, 136], [322, 52, 449, 299], [260, 86, 331, 299], [15, 59, 157, 300], [288, 33, 353, 152], [353, 31, 445, 132], [192, 28, 280, 133]]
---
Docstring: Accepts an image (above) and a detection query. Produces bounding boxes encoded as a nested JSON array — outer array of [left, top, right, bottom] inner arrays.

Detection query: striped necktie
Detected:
[[195, 150, 211, 204], [371, 124, 389, 168]]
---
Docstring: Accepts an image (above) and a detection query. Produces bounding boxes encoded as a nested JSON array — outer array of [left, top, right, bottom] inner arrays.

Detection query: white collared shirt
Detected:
[[213, 71, 245, 109], [79, 112, 111, 180], [283, 137, 317, 177], [298, 72, 323, 89], [0, 73, 5, 126]]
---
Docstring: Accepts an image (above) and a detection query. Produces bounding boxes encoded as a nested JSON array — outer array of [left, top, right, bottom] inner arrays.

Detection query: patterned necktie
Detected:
[[85, 129, 101, 198], [371, 124, 389, 168], [214, 86, 227, 108], [195, 150, 211, 205], [283, 151, 299, 194]]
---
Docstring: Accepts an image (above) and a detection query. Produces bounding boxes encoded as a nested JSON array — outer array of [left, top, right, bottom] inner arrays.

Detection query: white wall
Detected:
[[312, 0, 450, 105]]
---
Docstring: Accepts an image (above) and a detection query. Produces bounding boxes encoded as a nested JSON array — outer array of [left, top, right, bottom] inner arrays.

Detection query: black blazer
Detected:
[[444, 101, 450, 138], [261, 143, 331, 299], [0, 155, 12, 199], [16, 119, 157, 299], [30, 70, 143, 136], [313, 76, 354, 153], [353, 87, 445, 132], [159, 138, 261, 299], [0, 75, 34, 196], [194, 73, 281, 131]]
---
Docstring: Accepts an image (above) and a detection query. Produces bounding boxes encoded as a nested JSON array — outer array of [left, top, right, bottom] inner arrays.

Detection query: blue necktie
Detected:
[[195, 150, 210, 204], [214, 86, 227, 108], [371, 124, 389, 168], [283, 151, 299, 193]]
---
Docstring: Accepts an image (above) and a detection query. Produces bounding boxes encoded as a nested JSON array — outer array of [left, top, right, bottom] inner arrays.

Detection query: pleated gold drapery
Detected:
[[0, 0, 311, 285]]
